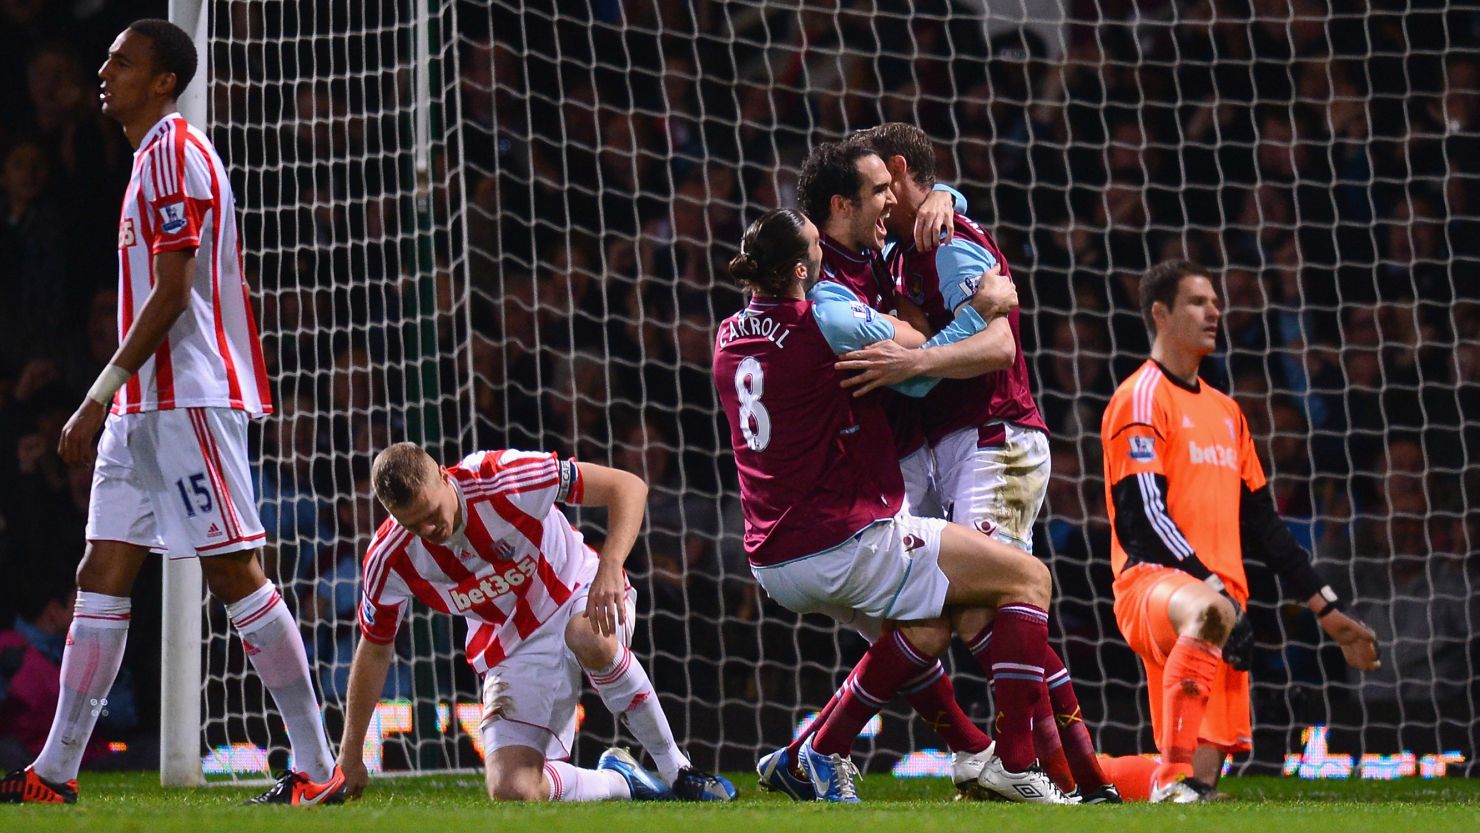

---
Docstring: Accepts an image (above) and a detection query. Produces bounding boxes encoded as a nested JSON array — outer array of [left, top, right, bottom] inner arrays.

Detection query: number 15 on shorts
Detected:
[[176, 472, 214, 517]]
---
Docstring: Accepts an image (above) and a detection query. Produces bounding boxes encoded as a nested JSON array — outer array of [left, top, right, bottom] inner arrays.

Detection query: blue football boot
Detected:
[[756, 747, 811, 800], [797, 739, 861, 803], [597, 747, 673, 801]]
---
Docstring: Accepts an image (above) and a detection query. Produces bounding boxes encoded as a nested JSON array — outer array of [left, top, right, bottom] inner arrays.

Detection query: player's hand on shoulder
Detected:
[[1320, 609, 1381, 671], [914, 188, 956, 250], [338, 754, 370, 800], [57, 398, 107, 466], [835, 339, 920, 397], [968, 265, 1016, 319]]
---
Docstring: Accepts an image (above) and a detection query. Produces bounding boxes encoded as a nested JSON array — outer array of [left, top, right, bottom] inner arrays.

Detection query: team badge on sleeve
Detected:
[[158, 202, 188, 234], [359, 597, 378, 627], [848, 302, 874, 321], [1128, 435, 1156, 462]]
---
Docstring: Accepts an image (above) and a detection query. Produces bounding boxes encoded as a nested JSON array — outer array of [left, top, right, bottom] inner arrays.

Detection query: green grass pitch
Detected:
[[5, 771, 1479, 833]]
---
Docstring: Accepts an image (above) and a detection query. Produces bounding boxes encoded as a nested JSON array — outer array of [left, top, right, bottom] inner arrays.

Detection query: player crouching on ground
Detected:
[[335, 443, 735, 803]]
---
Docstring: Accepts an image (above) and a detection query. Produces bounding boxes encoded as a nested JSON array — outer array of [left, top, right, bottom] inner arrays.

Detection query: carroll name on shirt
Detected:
[[720, 313, 791, 350]]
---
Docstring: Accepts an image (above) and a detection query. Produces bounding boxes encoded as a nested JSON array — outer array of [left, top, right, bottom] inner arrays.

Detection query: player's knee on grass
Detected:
[[564, 612, 619, 670], [486, 766, 547, 802], [486, 748, 549, 802]]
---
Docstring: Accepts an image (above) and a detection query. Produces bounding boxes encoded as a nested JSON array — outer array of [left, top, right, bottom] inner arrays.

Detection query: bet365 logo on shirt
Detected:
[[1187, 440, 1238, 470]]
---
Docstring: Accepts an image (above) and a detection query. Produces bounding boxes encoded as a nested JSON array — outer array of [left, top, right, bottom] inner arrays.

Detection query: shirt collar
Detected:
[[819, 231, 872, 264], [134, 111, 183, 157]]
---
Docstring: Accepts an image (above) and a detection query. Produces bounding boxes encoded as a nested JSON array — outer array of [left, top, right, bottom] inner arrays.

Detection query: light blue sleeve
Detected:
[[809, 282, 897, 355], [887, 306, 989, 398], [931, 182, 967, 214], [934, 237, 999, 313]]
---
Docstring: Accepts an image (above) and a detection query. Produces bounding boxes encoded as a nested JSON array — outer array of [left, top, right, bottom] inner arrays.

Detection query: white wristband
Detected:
[[87, 364, 131, 406]]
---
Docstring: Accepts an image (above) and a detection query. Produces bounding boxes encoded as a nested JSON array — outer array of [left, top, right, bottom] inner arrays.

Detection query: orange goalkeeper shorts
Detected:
[[1113, 563, 1253, 754]]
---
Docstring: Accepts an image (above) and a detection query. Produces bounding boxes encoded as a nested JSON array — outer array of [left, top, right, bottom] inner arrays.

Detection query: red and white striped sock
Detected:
[[587, 646, 689, 784], [226, 582, 335, 782], [544, 760, 632, 801], [32, 592, 131, 783]]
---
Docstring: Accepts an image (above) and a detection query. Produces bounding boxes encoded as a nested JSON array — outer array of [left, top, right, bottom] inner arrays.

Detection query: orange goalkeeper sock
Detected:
[[1097, 755, 1158, 801], [1153, 635, 1221, 787]]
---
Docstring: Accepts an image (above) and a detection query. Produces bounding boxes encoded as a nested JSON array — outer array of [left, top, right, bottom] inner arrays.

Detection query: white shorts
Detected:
[[479, 584, 637, 761], [932, 423, 1050, 553], [86, 408, 266, 559], [899, 446, 940, 518], [751, 512, 950, 625]]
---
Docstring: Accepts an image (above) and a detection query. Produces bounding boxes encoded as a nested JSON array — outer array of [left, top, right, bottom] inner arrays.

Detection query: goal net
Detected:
[[193, 0, 1478, 780]]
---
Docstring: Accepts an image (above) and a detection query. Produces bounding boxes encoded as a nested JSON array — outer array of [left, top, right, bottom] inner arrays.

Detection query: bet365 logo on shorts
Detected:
[[157, 201, 188, 234], [1128, 435, 1156, 462]]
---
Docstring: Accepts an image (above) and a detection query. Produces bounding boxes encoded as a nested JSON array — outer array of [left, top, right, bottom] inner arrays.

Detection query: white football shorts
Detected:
[[898, 445, 941, 518], [751, 511, 950, 626], [86, 408, 266, 559], [932, 422, 1050, 553], [479, 582, 637, 761]]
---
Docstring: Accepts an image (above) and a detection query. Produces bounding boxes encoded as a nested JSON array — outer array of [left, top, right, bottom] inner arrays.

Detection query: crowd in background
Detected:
[[0, 0, 1476, 771]]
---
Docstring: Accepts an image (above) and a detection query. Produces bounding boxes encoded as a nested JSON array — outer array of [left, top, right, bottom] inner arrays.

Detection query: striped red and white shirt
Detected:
[[114, 112, 271, 416], [358, 450, 598, 674]]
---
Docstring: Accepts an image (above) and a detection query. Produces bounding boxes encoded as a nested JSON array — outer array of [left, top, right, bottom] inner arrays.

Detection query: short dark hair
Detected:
[[127, 19, 197, 99], [728, 208, 811, 296], [857, 123, 935, 187], [797, 140, 878, 224], [371, 442, 435, 508], [1139, 260, 1213, 334]]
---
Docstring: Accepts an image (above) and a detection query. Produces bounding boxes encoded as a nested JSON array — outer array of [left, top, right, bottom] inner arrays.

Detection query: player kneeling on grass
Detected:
[[335, 443, 735, 803]]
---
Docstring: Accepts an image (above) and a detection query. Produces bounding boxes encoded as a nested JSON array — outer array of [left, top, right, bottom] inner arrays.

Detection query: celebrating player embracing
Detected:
[[716, 207, 1072, 804]]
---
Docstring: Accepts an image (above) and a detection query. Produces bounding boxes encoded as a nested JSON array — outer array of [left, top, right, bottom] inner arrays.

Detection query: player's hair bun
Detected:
[[728, 251, 761, 282]]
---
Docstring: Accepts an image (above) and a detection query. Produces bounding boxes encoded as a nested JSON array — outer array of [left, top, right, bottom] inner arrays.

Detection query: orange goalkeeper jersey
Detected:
[[1101, 360, 1266, 601]]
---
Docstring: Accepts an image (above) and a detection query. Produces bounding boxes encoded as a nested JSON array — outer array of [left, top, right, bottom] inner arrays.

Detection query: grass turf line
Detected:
[[3, 772, 1477, 833]]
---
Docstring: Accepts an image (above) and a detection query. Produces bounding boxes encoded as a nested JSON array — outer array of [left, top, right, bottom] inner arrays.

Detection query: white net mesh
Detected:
[[202, 0, 479, 775], [201, 0, 1478, 779]]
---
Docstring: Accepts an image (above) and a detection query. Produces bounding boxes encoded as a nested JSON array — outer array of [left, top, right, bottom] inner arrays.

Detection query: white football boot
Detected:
[[977, 757, 1078, 804], [950, 742, 995, 800]]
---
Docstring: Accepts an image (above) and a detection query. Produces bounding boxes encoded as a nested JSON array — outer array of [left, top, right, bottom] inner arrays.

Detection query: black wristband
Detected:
[[1317, 598, 1345, 618]]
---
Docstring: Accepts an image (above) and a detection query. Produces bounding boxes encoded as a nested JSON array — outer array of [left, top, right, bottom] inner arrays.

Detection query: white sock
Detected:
[[587, 646, 690, 784], [544, 760, 631, 801], [32, 592, 132, 783], [226, 583, 335, 782]]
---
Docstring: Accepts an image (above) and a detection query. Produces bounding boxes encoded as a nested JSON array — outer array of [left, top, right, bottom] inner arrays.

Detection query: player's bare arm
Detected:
[[335, 637, 397, 798], [835, 266, 1016, 395], [577, 462, 648, 637], [59, 249, 195, 465]]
